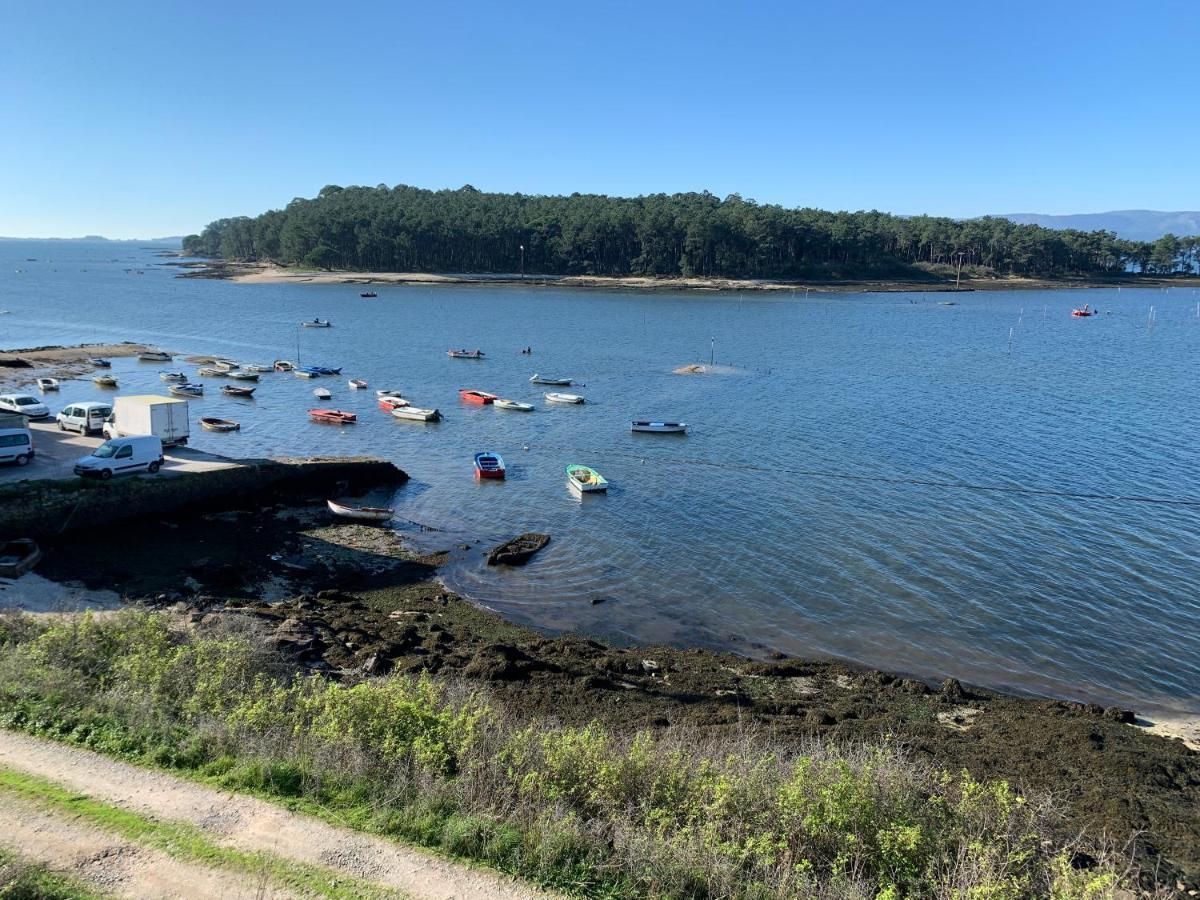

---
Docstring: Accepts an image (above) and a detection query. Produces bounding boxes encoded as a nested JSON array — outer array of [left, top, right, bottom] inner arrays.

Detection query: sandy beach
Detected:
[[0, 342, 156, 390], [176, 260, 1200, 294]]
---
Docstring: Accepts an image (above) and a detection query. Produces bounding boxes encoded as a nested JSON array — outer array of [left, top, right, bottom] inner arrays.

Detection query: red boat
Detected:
[[459, 389, 497, 405], [474, 452, 506, 479], [308, 409, 357, 424], [377, 396, 409, 411], [1071, 304, 1096, 317]]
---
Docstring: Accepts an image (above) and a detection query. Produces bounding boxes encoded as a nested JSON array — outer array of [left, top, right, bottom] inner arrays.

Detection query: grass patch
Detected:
[[0, 610, 1135, 899], [0, 847, 99, 900], [0, 766, 402, 900]]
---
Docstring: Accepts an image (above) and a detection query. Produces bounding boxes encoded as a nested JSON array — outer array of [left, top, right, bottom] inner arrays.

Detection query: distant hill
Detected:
[[997, 211, 1200, 242], [0, 235, 183, 244]]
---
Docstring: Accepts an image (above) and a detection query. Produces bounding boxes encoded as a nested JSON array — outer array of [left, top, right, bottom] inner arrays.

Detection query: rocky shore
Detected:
[[16, 494, 1199, 889]]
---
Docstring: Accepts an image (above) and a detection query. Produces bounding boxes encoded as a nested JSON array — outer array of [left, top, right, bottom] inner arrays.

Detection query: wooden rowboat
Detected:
[[447, 349, 485, 359], [273, 360, 295, 372], [494, 398, 534, 411], [169, 383, 203, 397], [378, 396, 409, 411], [391, 406, 441, 422], [566, 464, 607, 493], [327, 498, 393, 521], [303, 319, 333, 327], [0, 539, 42, 578], [159, 372, 187, 382], [226, 370, 259, 381], [197, 366, 226, 377], [545, 392, 584, 404], [486, 532, 550, 566], [631, 421, 687, 434], [313, 388, 332, 400], [376, 389, 403, 398], [348, 378, 369, 390], [221, 385, 255, 397], [200, 417, 240, 432], [88, 358, 111, 368], [309, 409, 356, 424], [92, 374, 118, 387], [474, 451, 506, 479], [36, 377, 59, 391], [530, 374, 572, 385], [137, 350, 172, 362], [459, 389, 496, 404]]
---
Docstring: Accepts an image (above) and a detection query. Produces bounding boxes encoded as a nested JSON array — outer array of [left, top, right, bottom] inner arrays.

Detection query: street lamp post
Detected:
[[519, 244, 525, 279]]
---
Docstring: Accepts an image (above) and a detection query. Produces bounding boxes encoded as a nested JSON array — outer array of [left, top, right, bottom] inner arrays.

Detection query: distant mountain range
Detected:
[[0, 235, 183, 244], [996, 211, 1200, 242]]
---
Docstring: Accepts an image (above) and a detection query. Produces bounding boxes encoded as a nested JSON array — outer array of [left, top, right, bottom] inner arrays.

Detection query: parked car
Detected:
[[0, 426, 34, 467], [74, 435, 164, 480], [56, 401, 112, 435], [0, 393, 49, 419]]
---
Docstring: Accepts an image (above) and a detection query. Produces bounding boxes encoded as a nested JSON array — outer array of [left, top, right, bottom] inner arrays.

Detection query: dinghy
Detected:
[[348, 378, 368, 390], [169, 383, 203, 397], [36, 378, 59, 392], [313, 387, 332, 400], [359, 291, 378, 298], [545, 392, 584, 404], [197, 366, 226, 377], [474, 451, 506, 479], [159, 372, 187, 382], [88, 358, 112, 368], [92, 374, 118, 387], [213, 360, 238, 372], [137, 350, 172, 362], [566, 464, 608, 493], [391, 406, 441, 422], [447, 349, 485, 359], [273, 360, 295, 372], [494, 398, 534, 411], [226, 370, 259, 381], [200, 417, 240, 432], [486, 532, 550, 566], [313, 366, 342, 376], [631, 421, 687, 434], [303, 318, 333, 327], [459, 389, 497, 405], [327, 498, 393, 521], [0, 539, 42, 578], [1072, 304, 1096, 317], [376, 389, 404, 399], [294, 366, 322, 378], [530, 374, 572, 385], [308, 409, 356, 424], [245, 364, 273, 373], [378, 396, 410, 411], [220, 385, 255, 397]]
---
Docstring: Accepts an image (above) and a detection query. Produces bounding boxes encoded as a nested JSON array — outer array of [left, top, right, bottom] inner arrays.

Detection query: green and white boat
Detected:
[[566, 464, 608, 493]]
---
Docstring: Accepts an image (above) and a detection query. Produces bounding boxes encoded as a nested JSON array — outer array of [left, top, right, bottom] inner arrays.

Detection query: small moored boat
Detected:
[[309, 408, 356, 424], [36, 378, 59, 392], [494, 398, 534, 411], [566, 464, 608, 493], [197, 366, 226, 377], [447, 349, 485, 359], [0, 539, 42, 578], [376, 389, 403, 399], [169, 383, 203, 397], [303, 318, 333, 327], [92, 374, 118, 387], [200, 417, 240, 432], [294, 366, 322, 378], [312, 366, 342, 376], [137, 350, 172, 362], [359, 291, 378, 298], [631, 421, 687, 434], [159, 372, 187, 382], [348, 378, 368, 390], [313, 387, 332, 400], [245, 363, 273, 373], [459, 389, 497, 405], [486, 532, 550, 566], [378, 396, 410, 411], [88, 358, 111, 368], [273, 360, 295, 372], [545, 392, 584, 404], [327, 498, 393, 521], [226, 370, 259, 381], [474, 451, 506, 479], [213, 360, 238, 372], [530, 374, 572, 385], [391, 406, 441, 422], [1072, 304, 1096, 317], [221, 385, 256, 398]]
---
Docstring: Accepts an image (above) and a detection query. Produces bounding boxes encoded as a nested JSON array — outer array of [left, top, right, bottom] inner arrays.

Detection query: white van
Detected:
[[0, 427, 35, 467], [74, 435, 164, 480], [0, 394, 49, 419], [57, 401, 113, 435]]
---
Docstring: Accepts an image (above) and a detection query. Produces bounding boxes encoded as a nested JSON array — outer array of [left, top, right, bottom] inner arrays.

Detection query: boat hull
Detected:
[[308, 409, 356, 424], [459, 389, 496, 404], [631, 421, 687, 433], [391, 406, 441, 422], [0, 539, 42, 578], [494, 399, 534, 411], [566, 464, 608, 493], [474, 452, 506, 479], [545, 392, 584, 404], [327, 499, 393, 521]]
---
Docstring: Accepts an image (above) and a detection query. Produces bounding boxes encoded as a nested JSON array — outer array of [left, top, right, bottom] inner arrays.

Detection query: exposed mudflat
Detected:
[[24, 499, 1200, 889]]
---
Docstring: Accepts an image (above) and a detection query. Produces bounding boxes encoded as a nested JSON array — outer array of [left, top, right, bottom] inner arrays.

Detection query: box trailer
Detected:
[[102, 395, 190, 446]]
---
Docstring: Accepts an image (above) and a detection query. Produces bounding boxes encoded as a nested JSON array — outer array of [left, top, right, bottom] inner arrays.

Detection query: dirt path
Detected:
[[0, 729, 556, 900], [0, 791, 291, 898]]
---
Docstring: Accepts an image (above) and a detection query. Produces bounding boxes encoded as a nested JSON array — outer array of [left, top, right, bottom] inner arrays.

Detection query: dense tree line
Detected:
[[184, 184, 1199, 279]]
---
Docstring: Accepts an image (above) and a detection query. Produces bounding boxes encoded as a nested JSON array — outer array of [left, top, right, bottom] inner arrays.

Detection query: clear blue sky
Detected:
[[2, 0, 1195, 238]]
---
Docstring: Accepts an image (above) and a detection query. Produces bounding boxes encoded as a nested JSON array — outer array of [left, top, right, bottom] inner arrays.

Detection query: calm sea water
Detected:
[[3, 240, 1199, 716]]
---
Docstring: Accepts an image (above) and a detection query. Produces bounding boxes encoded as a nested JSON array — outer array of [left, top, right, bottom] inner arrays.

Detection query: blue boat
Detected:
[[294, 366, 323, 379], [313, 366, 343, 376]]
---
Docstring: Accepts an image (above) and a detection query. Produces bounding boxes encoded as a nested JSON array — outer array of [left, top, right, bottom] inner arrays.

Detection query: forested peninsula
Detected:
[[184, 183, 1199, 282]]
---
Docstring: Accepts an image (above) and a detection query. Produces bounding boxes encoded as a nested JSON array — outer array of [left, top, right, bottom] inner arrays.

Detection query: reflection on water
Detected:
[[2, 241, 1199, 715]]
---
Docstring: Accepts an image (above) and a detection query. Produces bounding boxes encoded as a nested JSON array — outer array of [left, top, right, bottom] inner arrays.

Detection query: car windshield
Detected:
[[92, 442, 118, 459], [14, 397, 38, 406]]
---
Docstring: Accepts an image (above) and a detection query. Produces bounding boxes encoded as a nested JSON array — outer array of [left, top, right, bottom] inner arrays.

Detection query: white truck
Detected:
[[102, 395, 190, 446]]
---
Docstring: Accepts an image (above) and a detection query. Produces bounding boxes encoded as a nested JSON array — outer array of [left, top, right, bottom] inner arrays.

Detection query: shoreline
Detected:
[[172, 259, 1200, 294]]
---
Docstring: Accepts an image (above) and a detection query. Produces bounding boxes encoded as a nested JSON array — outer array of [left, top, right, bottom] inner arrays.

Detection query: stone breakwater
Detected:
[[0, 456, 406, 541]]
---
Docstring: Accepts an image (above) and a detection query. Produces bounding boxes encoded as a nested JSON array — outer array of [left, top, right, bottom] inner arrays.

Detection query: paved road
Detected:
[[0, 419, 240, 485]]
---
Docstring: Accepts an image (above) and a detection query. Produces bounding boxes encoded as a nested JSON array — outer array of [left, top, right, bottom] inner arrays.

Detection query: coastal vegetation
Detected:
[[0, 848, 98, 899], [0, 610, 1136, 898], [183, 184, 1200, 280]]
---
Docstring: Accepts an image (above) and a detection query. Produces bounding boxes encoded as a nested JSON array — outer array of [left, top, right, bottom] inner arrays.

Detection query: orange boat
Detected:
[[308, 409, 357, 424], [1071, 304, 1096, 317], [377, 396, 409, 411], [459, 389, 497, 405]]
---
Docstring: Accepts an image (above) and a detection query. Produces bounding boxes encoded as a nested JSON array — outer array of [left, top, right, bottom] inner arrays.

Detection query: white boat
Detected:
[[36, 377, 59, 392], [273, 360, 295, 372], [494, 398, 534, 411], [348, 378, 368, 390], [293, 368, 320, 378], [169, 383, 202, 397], [303, 319, 332, 328], [327, 498, 394, 522], [377, 395, 409, 410], [391, 406, 442, 422], [376, 389, 404, 399], [197, 366, 226, 377], [137, 350, 172, 362], [313, 388, 332, 400], [245, 364, 273, 373], [213, 360, 238, 372], [159, 372, 187, 382], [631, 421, 687, 434], [566, 464, 608, 493], [545, 392, 585, 404], [92, 374, 118, 387], [226, 370, 259, 381], [530, 374, 572, 385]]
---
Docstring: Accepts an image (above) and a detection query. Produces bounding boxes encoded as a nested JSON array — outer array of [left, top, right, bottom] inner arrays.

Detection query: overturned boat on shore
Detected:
[[327, 498, 393, 521], [0, 539, 42, 578]]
